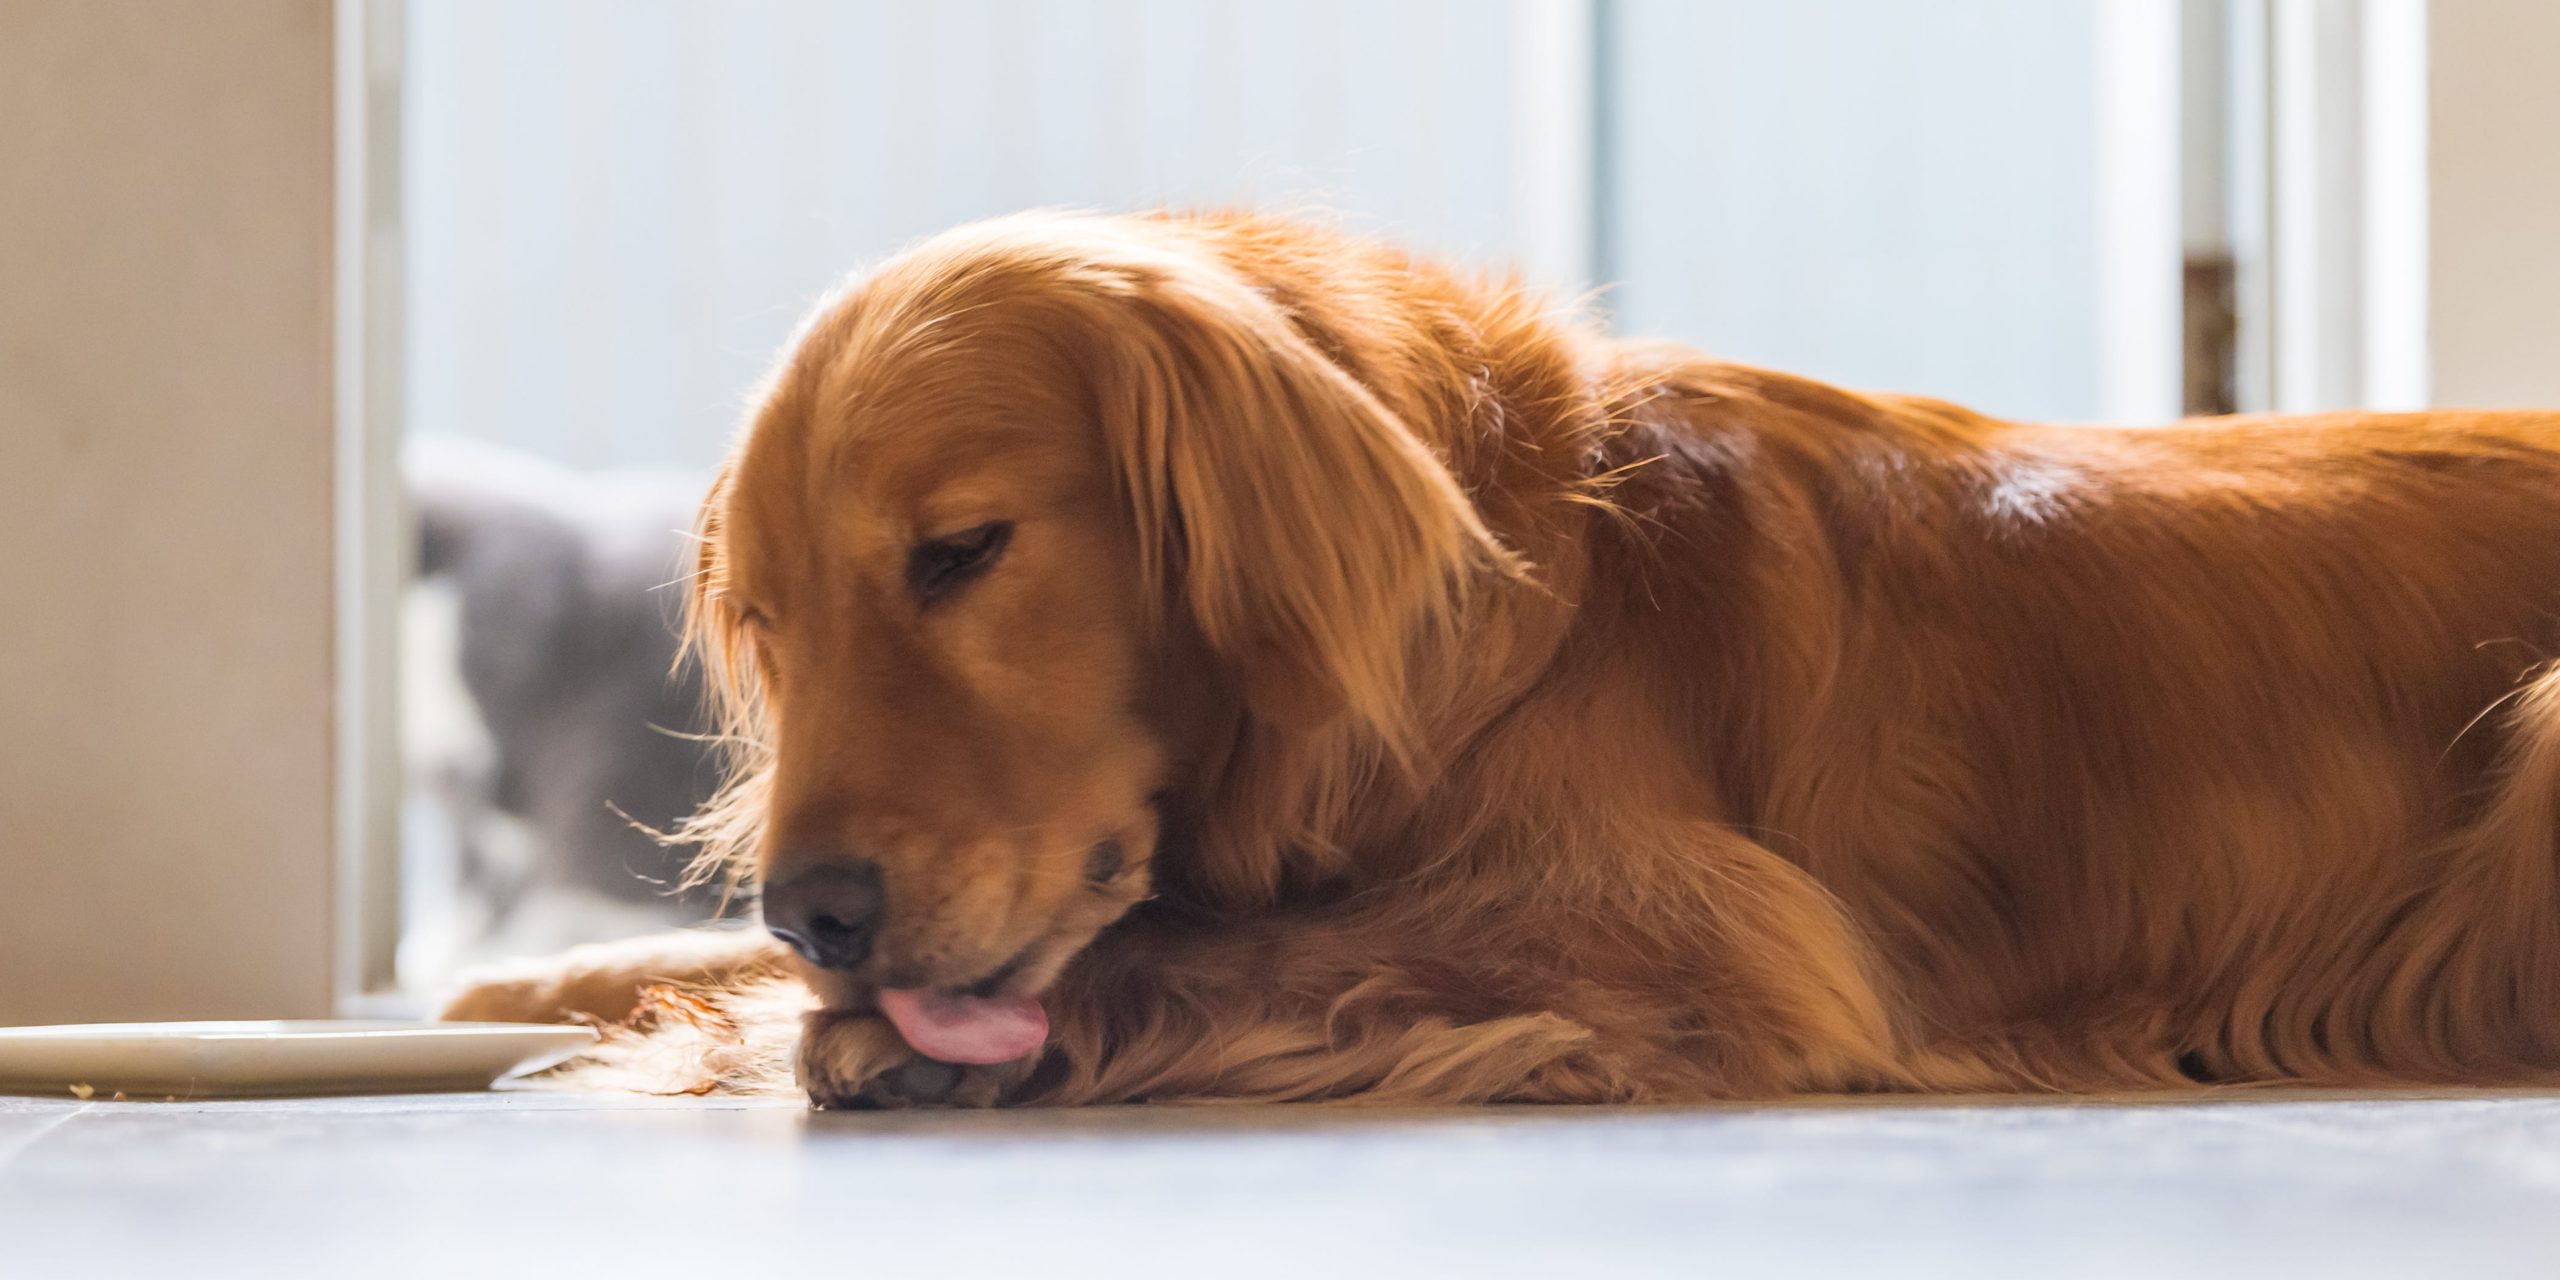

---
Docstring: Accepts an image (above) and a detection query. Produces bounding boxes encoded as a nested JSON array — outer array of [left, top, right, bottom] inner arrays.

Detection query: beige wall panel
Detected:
[[0, 0, 338, 1022]]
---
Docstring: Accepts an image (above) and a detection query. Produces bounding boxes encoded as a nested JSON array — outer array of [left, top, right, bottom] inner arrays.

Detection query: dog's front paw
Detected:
[[796, 1011, 1026, 1110], [439, 967, 576, 1024]]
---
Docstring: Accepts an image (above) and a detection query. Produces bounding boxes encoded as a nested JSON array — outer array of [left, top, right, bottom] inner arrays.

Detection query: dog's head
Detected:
[[684, 213, 1506, 1054]]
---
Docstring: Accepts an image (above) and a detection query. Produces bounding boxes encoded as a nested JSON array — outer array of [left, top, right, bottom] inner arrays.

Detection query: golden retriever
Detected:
[[445, 210, 2560, 1108]]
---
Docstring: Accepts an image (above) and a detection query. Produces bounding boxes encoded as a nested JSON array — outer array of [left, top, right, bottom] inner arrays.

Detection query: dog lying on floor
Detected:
[[443, 210, 2560, 1108]]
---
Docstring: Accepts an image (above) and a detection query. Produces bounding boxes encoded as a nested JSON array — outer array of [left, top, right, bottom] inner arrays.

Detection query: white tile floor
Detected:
[[5, 1089, 2558, 1278]]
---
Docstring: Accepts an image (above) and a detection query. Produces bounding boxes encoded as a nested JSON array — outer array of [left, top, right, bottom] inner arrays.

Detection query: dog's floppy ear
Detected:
[[1082, 258, 1510, 751], [671, 454, 772, 894], [679, 457, 743, 700]]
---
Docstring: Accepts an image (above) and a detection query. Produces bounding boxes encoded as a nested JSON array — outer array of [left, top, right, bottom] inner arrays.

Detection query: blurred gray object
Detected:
[[402, 435, 728, 970]]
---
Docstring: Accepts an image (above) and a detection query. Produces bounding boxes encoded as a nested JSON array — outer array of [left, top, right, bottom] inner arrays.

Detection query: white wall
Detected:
[[1603, 0, 2112, 423], [0, 0, 340, 1024], [408, 0, 2140, 470], [407, 0, 1541, 472], [2424, 0, 2560, 408]]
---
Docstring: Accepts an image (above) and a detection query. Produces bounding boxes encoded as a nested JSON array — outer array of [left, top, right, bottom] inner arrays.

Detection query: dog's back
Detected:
[[1582, 356, 2560, 1085]]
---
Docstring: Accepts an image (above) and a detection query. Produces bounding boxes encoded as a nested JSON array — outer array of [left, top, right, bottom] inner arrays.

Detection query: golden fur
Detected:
[[447, 210, 2560, 1106]]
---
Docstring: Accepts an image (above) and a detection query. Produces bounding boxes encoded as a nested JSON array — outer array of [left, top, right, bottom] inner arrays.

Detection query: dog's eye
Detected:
[[905, 521, 1012, 603], [1083, 838, 1126, 885]]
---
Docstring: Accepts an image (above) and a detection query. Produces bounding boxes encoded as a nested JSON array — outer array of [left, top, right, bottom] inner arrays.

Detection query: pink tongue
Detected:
[[875, 988, 1049, 1065]]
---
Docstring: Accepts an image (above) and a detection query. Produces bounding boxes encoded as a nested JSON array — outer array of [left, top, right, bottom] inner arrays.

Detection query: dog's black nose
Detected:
[[761, 862, 885, 971]]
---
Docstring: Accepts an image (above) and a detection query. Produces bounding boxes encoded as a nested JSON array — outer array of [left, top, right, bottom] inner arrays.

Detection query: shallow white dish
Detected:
[[0, 1020, 599, 1099]]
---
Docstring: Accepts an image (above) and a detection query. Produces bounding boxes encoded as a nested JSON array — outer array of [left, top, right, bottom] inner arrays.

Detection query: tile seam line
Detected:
[[0, 1104, 92, 1174]]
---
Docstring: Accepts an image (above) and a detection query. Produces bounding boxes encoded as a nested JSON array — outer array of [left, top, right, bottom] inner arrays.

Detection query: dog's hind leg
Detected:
[[2345, 662, 2560, 1082]]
